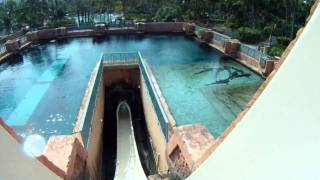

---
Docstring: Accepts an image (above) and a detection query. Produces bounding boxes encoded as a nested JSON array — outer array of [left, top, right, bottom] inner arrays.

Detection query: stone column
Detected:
[[94, 24, 105, 35], [44, 135, 88, 179], [135, 22, 146, 33], [224, 39, 240, 57], [26, 31, 38, 41], [5, 40, 20, 53], [56, 27, 67, 37], [166, 124, 215, 179], [261, 58, 276, 77], [183, 23, 196, 35], [199, 30, 213, 43]]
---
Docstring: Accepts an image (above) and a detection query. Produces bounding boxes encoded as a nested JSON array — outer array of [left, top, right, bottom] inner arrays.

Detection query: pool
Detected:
[[0, 35, 263, 139]]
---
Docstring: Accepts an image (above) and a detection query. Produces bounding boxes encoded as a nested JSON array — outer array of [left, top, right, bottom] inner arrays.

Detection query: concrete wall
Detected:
[[137, 22, 185, 33], [237, 52, 261, 72], [86, 77, 105, 180], [0, 120, 61, 180], [103, 66, 140, 87], [140, 75, 168, 172]]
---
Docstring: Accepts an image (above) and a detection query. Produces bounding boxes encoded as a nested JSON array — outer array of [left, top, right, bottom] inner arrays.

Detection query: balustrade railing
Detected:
[[195, 24, 273, 64], [240, 44, 270, 63]]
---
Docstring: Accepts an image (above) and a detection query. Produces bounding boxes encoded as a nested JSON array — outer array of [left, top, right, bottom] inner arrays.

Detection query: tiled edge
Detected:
[[0, 118, 66, 179], [204, 0, 320, 157]]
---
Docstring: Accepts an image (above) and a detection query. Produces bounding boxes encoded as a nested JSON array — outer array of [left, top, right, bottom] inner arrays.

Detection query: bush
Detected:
[[269, 44, 286, 57], [154, 5, 182, 22], [47, 18, 76, 27], [236, 27, 264, 44], [277, 36, 291, 46]]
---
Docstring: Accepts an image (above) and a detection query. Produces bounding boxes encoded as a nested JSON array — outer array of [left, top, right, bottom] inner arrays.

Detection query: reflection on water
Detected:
[[0, 35, 263, 139]]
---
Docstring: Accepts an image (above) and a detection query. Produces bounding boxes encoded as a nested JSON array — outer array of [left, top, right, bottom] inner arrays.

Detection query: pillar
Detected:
[[94, 24, 105, 35], [224, 39, 240, 57], [5, 40, 20, 53], [166, 124, 215, 179]]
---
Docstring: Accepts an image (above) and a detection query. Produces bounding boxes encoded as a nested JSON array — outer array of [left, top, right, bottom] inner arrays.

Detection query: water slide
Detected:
[[114, 102, 147, 180]]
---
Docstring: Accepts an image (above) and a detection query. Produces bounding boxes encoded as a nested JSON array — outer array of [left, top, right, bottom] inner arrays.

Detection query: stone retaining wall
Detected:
[[136, 22, 185, 33]]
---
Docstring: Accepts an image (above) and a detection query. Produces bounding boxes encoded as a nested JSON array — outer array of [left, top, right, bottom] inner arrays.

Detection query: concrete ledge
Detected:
[[0, 118, 64, 179], [166, 124, 215, 179], [44, 135, 88, 179]]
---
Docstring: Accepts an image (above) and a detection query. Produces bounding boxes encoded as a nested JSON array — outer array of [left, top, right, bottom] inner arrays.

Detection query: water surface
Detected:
[[0, 35, 263, 139]]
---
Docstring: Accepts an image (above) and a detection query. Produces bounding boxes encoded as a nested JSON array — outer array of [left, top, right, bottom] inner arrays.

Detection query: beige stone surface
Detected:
[[0, 120, 61, 180], [44, 135, 88, 179], [166, 124, 215, 178]]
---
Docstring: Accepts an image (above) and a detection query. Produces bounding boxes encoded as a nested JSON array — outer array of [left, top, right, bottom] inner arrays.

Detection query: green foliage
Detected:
[[0, 0, 316, 41], [126, 13, 153, 22], [183, 10, 195, 21], [277, 36, 291, 46], [154, 5, 182, 22], [47, 18, 76, 27], [236, 27, 264, 44], [269, 44, 286, 57]]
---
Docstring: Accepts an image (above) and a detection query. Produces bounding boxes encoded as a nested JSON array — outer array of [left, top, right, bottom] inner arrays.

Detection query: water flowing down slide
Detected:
[[115, 102, 147, 180]]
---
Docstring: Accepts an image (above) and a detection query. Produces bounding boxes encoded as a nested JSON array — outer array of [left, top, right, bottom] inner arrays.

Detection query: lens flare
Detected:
[[22, 134, 46, 158]]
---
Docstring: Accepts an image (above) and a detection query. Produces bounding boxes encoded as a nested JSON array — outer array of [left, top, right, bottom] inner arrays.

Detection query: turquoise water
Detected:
[[0, 35, 263, 139]]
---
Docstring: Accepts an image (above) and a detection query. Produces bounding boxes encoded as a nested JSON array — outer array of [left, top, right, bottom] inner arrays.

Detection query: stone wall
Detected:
[[37, 29, 57, 40], [137, 22, 185, 33], [66, 30, 94, 37]]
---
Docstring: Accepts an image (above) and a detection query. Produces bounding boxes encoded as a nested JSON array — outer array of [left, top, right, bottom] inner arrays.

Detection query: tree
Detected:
[[1, 0, 18, 32], [154, 5, 182, 22]]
